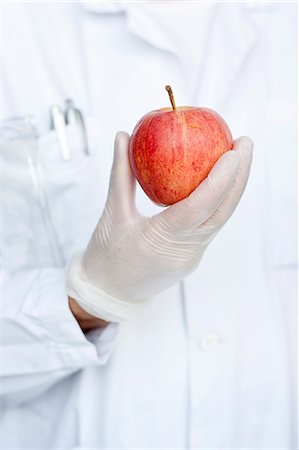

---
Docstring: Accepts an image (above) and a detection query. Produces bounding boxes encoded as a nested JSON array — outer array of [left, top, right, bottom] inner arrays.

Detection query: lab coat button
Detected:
[[199, 333, 221, 352]]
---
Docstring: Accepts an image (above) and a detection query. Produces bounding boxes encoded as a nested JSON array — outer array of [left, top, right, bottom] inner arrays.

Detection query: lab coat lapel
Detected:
[[193, 5, 259, 108], [124, 3, 258, 108], [125, 3, 177, 55], [79, 1, 125, 14], [67, 1, 258, 112]]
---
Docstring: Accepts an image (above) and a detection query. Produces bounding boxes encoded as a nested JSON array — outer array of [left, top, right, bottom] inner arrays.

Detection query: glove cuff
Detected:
[[65, 253, 148, 322]]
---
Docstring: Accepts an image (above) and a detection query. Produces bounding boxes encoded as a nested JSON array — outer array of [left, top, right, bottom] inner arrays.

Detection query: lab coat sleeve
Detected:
[[1, 267, 118, 406]]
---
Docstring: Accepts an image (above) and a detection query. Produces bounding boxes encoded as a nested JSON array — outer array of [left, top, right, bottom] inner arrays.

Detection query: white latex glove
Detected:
[[66, 132, 253, 322]]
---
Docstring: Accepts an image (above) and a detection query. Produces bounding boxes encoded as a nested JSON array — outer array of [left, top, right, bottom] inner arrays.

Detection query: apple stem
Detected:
[[165, 85, 176, 111]]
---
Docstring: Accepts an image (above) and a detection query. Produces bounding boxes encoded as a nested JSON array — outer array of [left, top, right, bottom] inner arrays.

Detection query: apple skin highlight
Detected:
[[129, 106, 233, 206]]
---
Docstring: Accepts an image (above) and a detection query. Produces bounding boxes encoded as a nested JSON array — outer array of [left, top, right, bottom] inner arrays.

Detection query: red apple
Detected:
[[129, 86, 233, 206]]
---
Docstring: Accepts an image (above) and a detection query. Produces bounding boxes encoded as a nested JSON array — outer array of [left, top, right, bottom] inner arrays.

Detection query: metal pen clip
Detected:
[[65, 99, 89, 156], [50, 105, 71, 161]]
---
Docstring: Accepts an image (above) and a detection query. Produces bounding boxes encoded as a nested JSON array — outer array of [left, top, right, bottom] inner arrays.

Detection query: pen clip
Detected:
[[65, 99, 89, 156], [50, 105, 71, 161]]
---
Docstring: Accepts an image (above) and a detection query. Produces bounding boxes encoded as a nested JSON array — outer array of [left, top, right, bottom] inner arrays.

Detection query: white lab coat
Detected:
[[1, 2, 298, 449]]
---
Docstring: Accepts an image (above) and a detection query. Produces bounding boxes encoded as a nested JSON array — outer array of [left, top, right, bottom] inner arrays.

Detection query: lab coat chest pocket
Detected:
[[39, 117, 112, 264], [264, 100, 298, 268]]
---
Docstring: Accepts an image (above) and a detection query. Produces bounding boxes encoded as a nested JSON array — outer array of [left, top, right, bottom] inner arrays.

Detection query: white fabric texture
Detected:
[[2, 267, 118, 407], [1, 2, 297, 449]]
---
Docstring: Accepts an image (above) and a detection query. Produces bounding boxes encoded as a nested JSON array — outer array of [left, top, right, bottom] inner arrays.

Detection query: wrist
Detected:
[[68, 296, 109, 332]]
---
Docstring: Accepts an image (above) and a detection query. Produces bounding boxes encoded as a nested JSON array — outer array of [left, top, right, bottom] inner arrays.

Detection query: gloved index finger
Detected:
[[157, 150, 240, 231]]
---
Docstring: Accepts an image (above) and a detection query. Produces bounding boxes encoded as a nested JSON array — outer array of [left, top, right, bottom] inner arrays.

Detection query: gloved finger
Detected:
[[106, 131, 137, 221], [156, 149, 240, 231], [199, 136, 253, 232]]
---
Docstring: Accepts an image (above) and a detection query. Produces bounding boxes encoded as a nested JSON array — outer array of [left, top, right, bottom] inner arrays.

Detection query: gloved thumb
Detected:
[[105, 131, 137, 222]]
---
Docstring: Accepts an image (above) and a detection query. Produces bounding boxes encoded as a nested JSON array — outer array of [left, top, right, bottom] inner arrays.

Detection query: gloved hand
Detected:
[[66, 132, 253, 322]]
